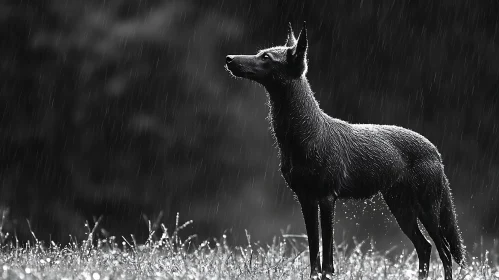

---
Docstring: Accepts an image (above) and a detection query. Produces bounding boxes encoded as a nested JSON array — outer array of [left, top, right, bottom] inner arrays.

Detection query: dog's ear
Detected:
[[286, 21, 308, 76], [294, 21, 308, 61], [287, 21, 307, 61], [285, 22, 297, 47]]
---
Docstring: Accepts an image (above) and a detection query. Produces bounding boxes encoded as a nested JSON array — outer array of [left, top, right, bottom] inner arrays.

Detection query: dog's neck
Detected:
[[263, 77, 325, 150]]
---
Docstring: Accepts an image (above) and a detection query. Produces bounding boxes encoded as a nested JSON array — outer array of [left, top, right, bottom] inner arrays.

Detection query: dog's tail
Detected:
[[439, 175, 467, 267]]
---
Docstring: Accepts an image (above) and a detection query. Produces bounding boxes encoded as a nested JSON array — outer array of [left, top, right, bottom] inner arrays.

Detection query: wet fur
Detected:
[[226, 23, 465, 280]]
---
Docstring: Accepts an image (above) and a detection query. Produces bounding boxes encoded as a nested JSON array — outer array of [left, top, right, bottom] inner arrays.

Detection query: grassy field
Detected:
[[0, 216, 497, 280]]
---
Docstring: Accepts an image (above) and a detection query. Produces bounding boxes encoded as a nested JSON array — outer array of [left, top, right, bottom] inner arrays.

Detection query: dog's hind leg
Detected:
[[416, 178, 454, 279], [418, 211, 453, 280], [382, 184, 432, 279], [407, 161, 457, 280]]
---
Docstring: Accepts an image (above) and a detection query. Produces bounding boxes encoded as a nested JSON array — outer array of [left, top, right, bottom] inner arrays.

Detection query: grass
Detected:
[[0, 214, 497, 280]]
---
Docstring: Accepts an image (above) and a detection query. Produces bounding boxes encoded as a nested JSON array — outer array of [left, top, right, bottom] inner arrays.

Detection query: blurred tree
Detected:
[[0, 0, 497, 248]]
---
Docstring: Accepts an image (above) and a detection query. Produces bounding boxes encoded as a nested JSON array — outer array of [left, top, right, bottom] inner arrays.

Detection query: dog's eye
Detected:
[[262, 53, 271, 60]]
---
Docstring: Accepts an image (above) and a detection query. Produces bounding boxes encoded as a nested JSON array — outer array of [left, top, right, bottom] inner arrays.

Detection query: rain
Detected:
[[0, 0, 498, 279]]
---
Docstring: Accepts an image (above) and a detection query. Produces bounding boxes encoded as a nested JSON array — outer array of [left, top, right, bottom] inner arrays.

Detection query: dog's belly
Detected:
[[335, 161, 405, 199]]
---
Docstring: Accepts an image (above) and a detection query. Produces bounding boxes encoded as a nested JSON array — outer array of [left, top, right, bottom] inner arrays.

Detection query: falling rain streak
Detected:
[[0, 1, 498, 279]]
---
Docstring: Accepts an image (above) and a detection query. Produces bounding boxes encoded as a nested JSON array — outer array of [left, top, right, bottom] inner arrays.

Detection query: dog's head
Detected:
[[225, 22, 308, 84]]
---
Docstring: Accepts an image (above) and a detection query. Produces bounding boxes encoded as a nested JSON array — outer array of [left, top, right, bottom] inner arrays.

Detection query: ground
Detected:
[[0, 217, 497, 280]]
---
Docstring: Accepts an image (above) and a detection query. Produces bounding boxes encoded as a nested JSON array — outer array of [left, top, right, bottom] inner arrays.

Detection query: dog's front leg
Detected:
[[296, 194, 321, 279], [319, 195, 336, 279]]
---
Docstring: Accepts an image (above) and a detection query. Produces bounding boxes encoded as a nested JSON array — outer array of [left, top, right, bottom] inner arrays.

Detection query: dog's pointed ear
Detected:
[[285, 22, 297, 47], [295, 21, 308, 60]]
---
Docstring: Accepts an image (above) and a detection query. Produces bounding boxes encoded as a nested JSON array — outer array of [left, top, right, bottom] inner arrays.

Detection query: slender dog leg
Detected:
[[319, 196, 336, 279], [382, 187, 432, 279], [297, 195, 321, 279]]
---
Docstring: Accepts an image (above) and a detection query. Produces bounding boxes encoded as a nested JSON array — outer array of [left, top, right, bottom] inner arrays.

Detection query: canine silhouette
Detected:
[[225, 22, 465, 280]]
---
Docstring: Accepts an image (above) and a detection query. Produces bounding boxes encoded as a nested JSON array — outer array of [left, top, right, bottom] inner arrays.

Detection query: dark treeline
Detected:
[[0, 0, 497, 250]]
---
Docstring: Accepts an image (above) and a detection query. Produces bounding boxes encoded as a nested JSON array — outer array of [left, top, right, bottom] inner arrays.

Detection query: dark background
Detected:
[[1, 0, 498, 254]]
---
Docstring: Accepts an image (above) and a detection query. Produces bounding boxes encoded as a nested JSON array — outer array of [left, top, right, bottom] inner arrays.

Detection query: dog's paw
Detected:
[[321, 272, 334, 280], [310, 274, 321, 280]]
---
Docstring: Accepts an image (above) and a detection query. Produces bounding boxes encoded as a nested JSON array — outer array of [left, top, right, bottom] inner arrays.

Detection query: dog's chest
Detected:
[[278, 143, 330, 189]]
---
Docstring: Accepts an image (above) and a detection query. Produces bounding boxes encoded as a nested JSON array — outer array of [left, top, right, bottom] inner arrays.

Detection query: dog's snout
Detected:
[[226, 55, 234, 64]]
